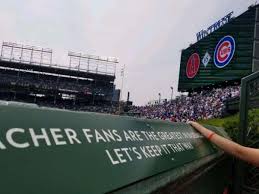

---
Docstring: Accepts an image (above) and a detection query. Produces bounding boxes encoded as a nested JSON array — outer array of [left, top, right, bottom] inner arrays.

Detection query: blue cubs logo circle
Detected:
[[214, 35, 235, 68]]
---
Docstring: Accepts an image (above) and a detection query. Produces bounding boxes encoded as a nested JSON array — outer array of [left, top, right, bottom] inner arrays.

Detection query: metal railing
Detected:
[[234, 71, 259, 194]]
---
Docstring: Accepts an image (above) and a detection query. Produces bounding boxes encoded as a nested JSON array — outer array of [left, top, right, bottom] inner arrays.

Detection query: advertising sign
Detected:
[[186, 53, 200, 78], [214, 35, 235, 68]]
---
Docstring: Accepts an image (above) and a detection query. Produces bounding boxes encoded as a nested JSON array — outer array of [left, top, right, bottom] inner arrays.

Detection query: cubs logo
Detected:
[[214, 35, 235, 68], [186, 53, 200, 79]]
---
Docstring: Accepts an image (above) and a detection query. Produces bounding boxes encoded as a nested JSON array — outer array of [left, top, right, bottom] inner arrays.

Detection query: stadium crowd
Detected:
[[129, 85, 240, 122], [0, 70, 242, 120]]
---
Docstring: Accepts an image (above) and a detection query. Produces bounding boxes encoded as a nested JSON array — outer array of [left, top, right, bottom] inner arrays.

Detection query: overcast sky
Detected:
[[0, 0, 256, 105]]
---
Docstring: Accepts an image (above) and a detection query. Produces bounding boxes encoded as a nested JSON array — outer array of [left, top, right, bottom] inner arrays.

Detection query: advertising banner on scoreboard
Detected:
[[178, 7, 256, 92]]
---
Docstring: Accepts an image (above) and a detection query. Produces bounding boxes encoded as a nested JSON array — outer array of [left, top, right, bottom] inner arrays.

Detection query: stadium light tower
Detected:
[[170, 86, 174, 101], [119, 64, 125, 102], [68, 51, 118, 76], [0, 42, 52, 65]]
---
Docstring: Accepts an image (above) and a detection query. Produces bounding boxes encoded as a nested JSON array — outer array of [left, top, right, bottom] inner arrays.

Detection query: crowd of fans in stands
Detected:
[[129, 85, 240, 122], [3, 84, 239, 120], [0, 70, 241, 121], [0, 72, 93, 93]]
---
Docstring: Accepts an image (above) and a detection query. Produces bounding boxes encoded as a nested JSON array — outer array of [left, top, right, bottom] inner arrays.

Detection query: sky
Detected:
[[0, 0, 256, 105]]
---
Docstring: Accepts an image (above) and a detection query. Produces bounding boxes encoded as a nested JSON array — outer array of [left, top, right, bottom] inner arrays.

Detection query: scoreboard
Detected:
[[178, 7, 256, 92]]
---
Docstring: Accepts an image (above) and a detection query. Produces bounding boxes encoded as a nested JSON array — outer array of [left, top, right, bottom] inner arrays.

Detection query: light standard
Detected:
[[119, 64, 125, 113], [170, 86, 174, 101], [120, 64, 125, 101], [158, 93, 161, 104]]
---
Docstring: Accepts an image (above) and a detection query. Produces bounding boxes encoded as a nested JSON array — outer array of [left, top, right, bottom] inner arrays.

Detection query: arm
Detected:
[[188, 121, 259, 167]]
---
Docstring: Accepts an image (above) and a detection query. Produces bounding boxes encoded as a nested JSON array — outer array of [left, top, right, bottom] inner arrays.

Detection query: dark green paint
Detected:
[[0, 103, 228, 194]]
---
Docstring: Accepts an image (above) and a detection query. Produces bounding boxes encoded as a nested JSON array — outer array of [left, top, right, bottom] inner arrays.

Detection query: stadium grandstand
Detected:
[[0, 42, 120, 113], [129, 84, 241, 121]]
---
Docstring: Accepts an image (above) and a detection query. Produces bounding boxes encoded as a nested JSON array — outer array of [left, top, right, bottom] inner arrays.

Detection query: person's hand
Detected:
[[187, 121, 205, 135], [187, 121, 197, 126]]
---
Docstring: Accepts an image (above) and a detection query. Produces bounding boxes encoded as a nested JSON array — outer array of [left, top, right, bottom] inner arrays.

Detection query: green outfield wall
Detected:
[[0, 102, 231, 194]]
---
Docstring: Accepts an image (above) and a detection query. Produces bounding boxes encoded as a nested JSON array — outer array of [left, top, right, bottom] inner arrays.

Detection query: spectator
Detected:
[[129, 85, 240, 122]]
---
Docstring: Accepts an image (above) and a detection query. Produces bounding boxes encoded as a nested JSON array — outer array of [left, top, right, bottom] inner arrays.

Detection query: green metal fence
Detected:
[[234, 71, 259, 194]]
